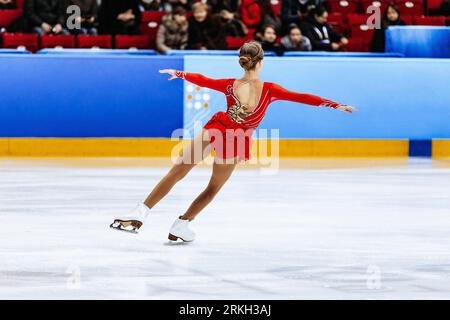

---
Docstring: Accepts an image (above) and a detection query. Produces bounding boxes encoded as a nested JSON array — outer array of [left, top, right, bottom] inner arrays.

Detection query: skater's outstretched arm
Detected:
[[270, 83, 355, 113], [159, 69, 229, 93]]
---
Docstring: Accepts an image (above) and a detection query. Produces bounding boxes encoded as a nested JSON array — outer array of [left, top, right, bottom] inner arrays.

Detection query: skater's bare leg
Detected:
[[180, 159, 237, 221], [143, 129, 211, 209]]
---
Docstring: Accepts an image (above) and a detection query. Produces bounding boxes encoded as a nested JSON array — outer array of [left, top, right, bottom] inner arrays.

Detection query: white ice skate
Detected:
[[168, 217, 195, 242], [110, 202, 151, 234]]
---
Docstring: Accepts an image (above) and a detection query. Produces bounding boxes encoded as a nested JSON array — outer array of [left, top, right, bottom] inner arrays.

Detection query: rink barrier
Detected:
[[433, 140, 450, 157], [1, 138, 448, 157], [0, 138, 414, 157]]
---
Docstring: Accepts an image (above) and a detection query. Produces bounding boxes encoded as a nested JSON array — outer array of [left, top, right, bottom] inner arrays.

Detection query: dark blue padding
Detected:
[[37, 49, 158, 55], [0, 54, 183, 137], [409, 140, 432, 157], [386, 26, 450, 58]]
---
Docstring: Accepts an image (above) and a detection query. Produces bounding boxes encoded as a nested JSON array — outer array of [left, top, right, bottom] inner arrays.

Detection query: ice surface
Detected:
[[1, 157, 450, 299]]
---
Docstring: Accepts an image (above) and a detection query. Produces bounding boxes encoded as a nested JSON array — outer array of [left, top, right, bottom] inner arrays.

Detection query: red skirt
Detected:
[[204, 112, 254, 162]]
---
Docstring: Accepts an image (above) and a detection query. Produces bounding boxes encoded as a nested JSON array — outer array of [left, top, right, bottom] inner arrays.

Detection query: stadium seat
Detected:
[[414, 15, 446, 25], [0, 9, 22, 27], [40, 35, 76, 49], [2, 33, 38, 52], [226, 36, 249, 50], [327, 0, 360, 15], [347, 14, 375, 40], [140, 12, 167, 49], [141, 11, 167, 24], [115, 35, 151, 49], [327, 12, 346, 34], [402, 15, 414, 24], [395, 0, 424, 16], [360, 0, 389, 15], [346, 37, 370, 51], [427, 0, 443, 10], [77, 35, 112, 48]]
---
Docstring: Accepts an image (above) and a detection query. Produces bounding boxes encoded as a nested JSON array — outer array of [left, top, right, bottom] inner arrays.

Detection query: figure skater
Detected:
[[110, 41, 355, 242]]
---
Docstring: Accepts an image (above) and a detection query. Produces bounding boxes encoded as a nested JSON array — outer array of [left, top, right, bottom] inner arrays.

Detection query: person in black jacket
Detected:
[[24, 0, 70, 35], [187, 2, 227, 50], [256, 24, 283, 55], [301, 6, 348, 51], [371, 5, 406, 52], [281, 0, 324, 30], [0, 0, 16, 9], [440, 0, 450, 17], [99, 0, 141, 35], [67, 0, 99, 35]]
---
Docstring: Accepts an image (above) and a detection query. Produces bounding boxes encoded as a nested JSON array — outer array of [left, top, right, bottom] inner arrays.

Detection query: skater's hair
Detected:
[[238, 41, 264, 71]]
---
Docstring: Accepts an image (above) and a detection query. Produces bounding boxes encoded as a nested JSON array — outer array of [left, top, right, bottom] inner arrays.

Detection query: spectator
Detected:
[[241, 0, 261, 29], [140, 0, 165, 11], [207, 0, 240, 14], [301, 6, 348, 51], [187, 2, 227, 50], [258, 0, 281, 34], [220, 8, 247, 37], [440, 0, 450, 16], [0, 0, 16, 9], [99, 0, 141, 35], [371, 5, 405, 52], [156, 6, 188, 54], [282, 0, 322, 27], [281, 23, 312, 51], [167, 0, 192, 11], [67, 0, 99, 35], [24, 0, 70, 35], [257, 24, 283, 55]]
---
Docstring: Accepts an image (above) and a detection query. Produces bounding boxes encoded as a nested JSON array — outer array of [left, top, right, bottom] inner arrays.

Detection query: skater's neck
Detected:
[[242, 70, 260, 81]]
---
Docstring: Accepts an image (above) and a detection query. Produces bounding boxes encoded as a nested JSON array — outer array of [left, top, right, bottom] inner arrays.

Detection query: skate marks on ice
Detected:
[[1, 158, 450, 298]]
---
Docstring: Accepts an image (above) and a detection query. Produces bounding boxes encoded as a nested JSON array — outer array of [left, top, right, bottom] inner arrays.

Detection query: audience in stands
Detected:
[[0, 0, 16, 9], [257, 24, 283, 55], [167, 0, 192, 11], [219, 8, 247, 37], [156, 6, 188, 53], [281, 0, 323, 28], [371, 4, 406, 52], [259, 0, 282, 33], [140, 0, 165, 11], [24, 0, 70, 35], [281, 23, 312, 51], [99, 0, 141, 35], [301, 6, 348, 51], [68, 0, 99, 35], [187, 2, 227, 50], [440, 0, 450, 16], [240, 0, 261, 29], [207, 0, 240, 14]]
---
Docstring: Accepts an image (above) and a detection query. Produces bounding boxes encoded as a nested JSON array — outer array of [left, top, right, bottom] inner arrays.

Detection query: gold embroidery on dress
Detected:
[[226, 84, 253, 124]]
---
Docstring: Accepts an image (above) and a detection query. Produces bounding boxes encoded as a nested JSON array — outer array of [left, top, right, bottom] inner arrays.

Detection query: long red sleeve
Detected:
[[270, 83, 341, 109], [176, 71, 229, 94]]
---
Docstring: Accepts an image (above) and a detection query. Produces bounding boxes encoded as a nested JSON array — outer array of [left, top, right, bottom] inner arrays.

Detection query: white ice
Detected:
[[1, 157, 450, 299]]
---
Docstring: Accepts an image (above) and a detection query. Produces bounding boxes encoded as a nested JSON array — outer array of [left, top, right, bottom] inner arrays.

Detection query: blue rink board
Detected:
[[184, 56, 450, 139]]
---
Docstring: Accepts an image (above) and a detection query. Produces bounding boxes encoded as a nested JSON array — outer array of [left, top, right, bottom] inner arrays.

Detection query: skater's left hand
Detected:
[[159, 69, 177, 80], [337, 104, 357, 114]]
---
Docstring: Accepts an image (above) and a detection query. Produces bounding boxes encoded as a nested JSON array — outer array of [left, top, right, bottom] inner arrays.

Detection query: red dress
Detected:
[[175, 71, 343, 162]]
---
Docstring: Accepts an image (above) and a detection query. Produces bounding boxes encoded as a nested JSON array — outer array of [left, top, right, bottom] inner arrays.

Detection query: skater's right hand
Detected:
[[159, 69, 177, 80]]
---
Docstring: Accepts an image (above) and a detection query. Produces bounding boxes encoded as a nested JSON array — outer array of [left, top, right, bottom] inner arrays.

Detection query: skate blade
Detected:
[[168, 233, 194, 243], [110, 223, 139, 234]]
